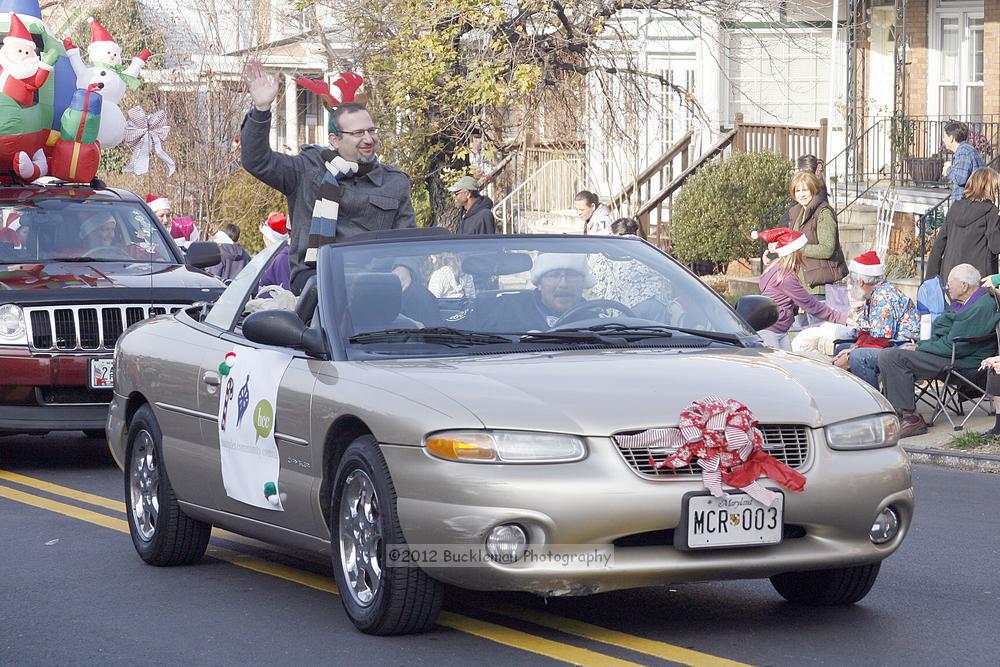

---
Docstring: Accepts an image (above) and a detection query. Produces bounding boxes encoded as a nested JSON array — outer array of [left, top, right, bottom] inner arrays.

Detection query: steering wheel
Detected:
[[552, 298, 635, 327], [83, 246, 132, 260]]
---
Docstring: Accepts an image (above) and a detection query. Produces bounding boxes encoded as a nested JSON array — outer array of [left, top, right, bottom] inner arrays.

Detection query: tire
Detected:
[[124, 404, 211, 566], [770, 562, 881, 605], [331, 435, 444, 635]]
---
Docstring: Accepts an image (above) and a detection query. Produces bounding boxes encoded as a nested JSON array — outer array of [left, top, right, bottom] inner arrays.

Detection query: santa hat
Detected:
[[145, 194, 170, 213], [259, 212, 288, 244], [530, 253, 596, 287], [86, 17, 120, 59], [3, 13, 35, 49], [87, 17, 115, 45], [751, 227, 808, 257], [849, 250, 884, 277]]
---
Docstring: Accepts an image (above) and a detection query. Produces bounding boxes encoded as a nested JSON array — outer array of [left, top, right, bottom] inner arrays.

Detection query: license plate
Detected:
[[90, 358, 115, 389], [679, 491, 783, 549]]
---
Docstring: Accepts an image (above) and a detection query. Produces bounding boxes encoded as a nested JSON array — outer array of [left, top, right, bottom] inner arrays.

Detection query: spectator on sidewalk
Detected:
[[832, 251, 919, 388], [574, 191, 613, 236], [926, 167, 1000, 284], [240, 60, 416, 294], [208, 223, 252, 282], [168, 215, 200, 250], [778, 155, 827, 226], [428, 253, 474, 299], [754, 226, 847, 350], [449, 176, 496, 235], [786, 171, 848, 294], [942, 121, 986, 202], [257, 212, 291, 292], [879, 264, 1000, 438]]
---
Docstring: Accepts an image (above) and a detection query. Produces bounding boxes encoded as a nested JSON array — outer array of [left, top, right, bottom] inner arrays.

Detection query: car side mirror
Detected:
[[735, 295, 779, 332], [185, 241, 222, 269], [242, 309, 327, 358]]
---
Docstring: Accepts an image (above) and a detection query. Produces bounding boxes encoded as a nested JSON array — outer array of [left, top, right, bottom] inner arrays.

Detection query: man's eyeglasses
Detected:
[[542, 269, 585, 281], [339, 127, 380, 139]]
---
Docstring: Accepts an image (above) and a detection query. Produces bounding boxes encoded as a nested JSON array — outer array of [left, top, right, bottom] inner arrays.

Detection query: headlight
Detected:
[[825, 413, 900, 450], [0, 304, 27, 344], [425, 430, 587, 463]]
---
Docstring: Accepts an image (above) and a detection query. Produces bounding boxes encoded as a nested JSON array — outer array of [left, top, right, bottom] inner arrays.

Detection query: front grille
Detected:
[[24, 305, 186, 352], [38, 387, 113, 405], [612, 424, 810, 479]]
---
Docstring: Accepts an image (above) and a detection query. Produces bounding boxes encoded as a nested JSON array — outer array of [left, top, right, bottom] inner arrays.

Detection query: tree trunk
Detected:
[[426, 169, 459, 230]]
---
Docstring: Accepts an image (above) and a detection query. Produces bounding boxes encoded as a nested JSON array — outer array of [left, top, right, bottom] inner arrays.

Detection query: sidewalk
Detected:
[[899, 408, 1000, 474]]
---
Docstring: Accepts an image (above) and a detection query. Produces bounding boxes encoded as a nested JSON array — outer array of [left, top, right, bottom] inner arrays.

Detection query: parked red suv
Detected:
[[0, 181, 224, 437]]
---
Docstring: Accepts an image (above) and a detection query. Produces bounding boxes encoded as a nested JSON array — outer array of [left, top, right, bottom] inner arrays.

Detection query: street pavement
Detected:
[[1, 432, 998, 666]]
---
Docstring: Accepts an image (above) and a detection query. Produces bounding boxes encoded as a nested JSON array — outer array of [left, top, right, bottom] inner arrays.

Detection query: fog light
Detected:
[[485, 524, 527, 563], [870, 507, 900, 544]]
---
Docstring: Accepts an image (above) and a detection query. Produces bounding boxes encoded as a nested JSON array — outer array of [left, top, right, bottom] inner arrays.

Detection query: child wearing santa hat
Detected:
[[256, 212, 291, 292], [753, 227, 847, 350]]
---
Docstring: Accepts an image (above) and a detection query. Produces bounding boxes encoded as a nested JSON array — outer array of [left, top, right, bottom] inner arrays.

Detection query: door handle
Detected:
[[202, 371, 221, 386]]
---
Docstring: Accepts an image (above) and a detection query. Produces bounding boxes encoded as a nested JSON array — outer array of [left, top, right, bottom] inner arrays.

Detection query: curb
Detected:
[[904, 446, 1000, 474]]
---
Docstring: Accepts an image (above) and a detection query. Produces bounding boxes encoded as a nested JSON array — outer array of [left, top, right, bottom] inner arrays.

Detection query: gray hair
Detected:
[[949, 263, 981, 286], [850, 271, 884, 286]]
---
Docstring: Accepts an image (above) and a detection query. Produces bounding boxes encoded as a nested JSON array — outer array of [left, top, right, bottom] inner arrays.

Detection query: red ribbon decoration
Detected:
[[646, 396, 806, 505]]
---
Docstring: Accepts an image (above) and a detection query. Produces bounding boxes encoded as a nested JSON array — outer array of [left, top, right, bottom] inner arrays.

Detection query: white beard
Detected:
[[0, 47, 41, 80]]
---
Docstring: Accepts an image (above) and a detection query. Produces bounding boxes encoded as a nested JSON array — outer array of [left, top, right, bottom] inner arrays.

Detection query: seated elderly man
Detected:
[[481, 253, 593, 331], [832, 251, 919, 388], [879, 263, 1000, 438]]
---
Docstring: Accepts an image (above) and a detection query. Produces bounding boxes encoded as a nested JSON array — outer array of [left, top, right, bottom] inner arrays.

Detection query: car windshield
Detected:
[[0, 199, 175, 264], [324, 236, 754, 355]]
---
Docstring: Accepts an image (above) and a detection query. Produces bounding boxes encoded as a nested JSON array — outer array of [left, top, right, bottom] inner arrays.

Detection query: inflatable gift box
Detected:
[[46, 85, 102, 182]]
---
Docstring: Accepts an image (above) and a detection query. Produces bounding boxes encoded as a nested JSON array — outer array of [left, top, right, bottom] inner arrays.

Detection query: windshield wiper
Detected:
[[349, 327, 514, 345], [516, 330, 628, 345], [557, 322, 744, 347], [46, 256, 97, 262]]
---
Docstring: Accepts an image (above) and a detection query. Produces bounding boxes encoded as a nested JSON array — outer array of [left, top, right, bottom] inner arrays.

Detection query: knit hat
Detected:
[[849, 250, 884, 277], [751, 227, 807, 257], [3, 13, 35, 49], [260, 212, 288, 245], [145, 194, 170, 213], [530, 253, 596, 287], [81, 214, 114, 237]]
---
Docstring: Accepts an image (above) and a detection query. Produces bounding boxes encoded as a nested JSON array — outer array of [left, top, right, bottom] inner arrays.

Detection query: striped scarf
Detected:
[[305, 150, 375, 265]]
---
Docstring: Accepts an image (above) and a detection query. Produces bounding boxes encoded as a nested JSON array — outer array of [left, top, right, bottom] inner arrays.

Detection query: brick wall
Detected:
[[987, 0, 1000, 116], [905, 0, 930, 117]]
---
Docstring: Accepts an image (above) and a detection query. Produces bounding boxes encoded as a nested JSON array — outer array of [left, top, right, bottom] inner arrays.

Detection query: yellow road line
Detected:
[[486, 603, 752, 667], [0, 470, 125, 512], [0, 483, 646, 667]]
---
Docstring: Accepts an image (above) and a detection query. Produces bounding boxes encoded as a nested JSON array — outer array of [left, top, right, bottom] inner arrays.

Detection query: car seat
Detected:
[[347, 272, 403, 333]]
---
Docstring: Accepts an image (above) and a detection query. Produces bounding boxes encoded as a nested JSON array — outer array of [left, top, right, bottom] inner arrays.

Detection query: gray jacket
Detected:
[[240, 108, 416, 289]]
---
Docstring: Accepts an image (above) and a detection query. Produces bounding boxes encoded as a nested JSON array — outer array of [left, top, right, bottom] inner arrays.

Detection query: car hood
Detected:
[[0, 261, 223, 291], [367, 347, 890, 434]]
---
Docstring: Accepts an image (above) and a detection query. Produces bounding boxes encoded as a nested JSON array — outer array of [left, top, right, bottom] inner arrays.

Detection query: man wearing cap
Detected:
[[879, 263, 1000, 438], [240, 60, 415, 294], [832, 251, 919, 388], [146, 194, 172, 227], [480, 253, 593, 331], [449, 175, 496, 235]]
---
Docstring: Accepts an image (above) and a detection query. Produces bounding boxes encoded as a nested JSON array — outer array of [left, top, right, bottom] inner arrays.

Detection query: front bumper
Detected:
[[383, 435, 914, 595], [0, 348, 112, 433]]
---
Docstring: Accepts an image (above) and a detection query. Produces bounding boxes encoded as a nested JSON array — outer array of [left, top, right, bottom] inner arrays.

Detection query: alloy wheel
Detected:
[[129, 429, 160, 542], [338, 469, 383, 606]]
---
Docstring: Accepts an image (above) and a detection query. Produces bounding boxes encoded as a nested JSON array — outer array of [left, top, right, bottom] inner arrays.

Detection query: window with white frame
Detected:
[[727, 30, 831, 127], [932, 2, 985, 118]]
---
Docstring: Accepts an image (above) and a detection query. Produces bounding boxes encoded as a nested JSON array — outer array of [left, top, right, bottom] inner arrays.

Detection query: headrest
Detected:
[[346, 273, 403, 332]]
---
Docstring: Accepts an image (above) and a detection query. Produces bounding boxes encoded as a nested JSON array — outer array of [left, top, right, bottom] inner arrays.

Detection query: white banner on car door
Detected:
[[217, 345, 293, 511]]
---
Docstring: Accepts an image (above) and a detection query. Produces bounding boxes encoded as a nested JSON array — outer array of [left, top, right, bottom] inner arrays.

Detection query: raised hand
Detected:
[[243, 59, 279, 112]]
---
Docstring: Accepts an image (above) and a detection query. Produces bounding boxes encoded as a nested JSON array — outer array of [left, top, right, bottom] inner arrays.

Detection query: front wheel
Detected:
[[124, 404, 211, 566], [331, 435, 444, 635], [770, 562, 881, 605]]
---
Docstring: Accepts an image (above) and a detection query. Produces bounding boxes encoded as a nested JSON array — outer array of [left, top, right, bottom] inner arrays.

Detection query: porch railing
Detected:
[[493, 155, 588, 234], [734, 113, 827, 163]]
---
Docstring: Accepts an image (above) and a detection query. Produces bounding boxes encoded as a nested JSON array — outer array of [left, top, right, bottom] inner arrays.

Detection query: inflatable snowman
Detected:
[[63, 17, 150, 147]]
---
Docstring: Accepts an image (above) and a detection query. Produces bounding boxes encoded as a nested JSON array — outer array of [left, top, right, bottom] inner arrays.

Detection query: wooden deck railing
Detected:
[[734, 113, 828, 163]]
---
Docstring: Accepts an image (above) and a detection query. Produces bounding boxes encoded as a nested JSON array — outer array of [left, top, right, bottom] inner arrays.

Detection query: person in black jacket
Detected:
[[449, 175, 496, 235], [926, 167, 1000, 285]]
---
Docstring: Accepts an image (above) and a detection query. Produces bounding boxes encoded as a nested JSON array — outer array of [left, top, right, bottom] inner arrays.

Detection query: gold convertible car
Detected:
[[107, 230, 913, 635]]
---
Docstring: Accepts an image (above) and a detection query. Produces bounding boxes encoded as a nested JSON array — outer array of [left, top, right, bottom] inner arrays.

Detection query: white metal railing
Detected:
[[494, 157, 589, 233]]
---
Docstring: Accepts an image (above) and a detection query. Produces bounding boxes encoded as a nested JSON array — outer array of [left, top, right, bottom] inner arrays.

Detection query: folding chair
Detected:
[[917, 327, 999, 431]]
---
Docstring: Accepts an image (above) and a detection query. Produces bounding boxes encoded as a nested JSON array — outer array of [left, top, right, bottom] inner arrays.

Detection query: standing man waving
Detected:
[[240, 60, 416, 293]]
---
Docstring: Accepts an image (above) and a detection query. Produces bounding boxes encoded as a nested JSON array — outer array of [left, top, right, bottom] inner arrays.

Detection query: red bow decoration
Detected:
[[295, 72, 365, 110], [642, 396, 806, 506]]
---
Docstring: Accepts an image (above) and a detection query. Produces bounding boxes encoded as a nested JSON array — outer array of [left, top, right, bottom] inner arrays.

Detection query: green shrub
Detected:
[[209, 170, 287, 255], [671, 151, 793, 265]]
